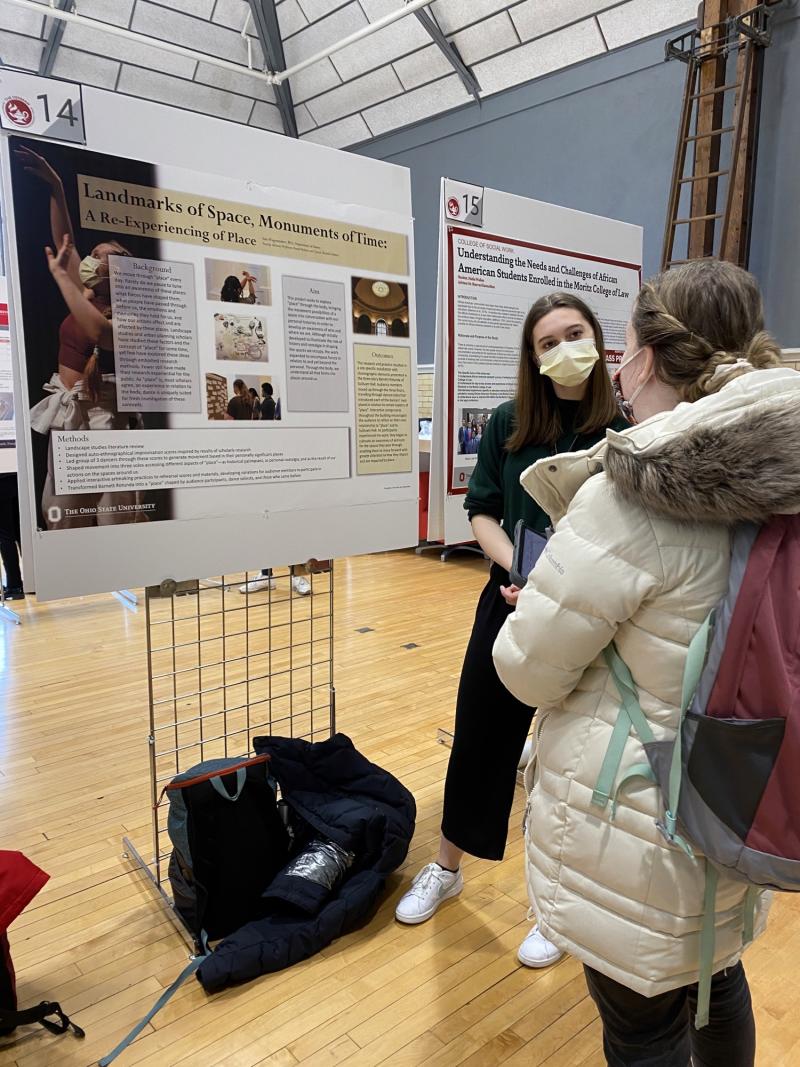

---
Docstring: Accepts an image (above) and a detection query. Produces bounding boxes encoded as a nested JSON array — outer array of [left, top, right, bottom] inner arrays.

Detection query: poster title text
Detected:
[[456, 245, 634, 299], [77, 175, 408, 274]]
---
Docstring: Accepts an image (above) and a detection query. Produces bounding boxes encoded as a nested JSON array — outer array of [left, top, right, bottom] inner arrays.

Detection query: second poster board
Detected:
[[429, 179, 643, 547]]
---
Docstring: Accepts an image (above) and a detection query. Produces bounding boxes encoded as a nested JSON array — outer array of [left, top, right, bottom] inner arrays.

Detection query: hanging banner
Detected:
[[3, 132, 417, 600], [429, 178, 642, 545]]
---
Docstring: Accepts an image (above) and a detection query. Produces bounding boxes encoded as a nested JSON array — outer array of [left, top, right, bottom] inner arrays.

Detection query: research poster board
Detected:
[[428, 179, 642, 546], [0, 274, 15, 474], [1, 94, 417, 601]]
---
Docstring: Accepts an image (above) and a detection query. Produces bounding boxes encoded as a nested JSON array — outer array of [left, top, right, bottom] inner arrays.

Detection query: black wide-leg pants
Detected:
[[441, 563, 535, 860]]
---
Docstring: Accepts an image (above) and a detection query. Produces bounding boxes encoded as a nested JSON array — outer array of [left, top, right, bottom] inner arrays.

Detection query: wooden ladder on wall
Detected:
[[661, 1, 779, 270]]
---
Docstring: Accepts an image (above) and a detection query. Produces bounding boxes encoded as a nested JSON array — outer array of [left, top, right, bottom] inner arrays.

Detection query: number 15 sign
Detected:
[[0, 70, 84, 144], [443, 178, 484, 230]]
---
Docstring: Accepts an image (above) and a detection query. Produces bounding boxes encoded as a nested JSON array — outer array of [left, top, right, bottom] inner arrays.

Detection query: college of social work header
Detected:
[[77, 174, 409, 276]]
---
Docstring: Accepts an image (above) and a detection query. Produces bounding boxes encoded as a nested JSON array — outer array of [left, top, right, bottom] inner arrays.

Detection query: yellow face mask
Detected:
[[538, 339, 599, 388], [79, 255, 103, 289]]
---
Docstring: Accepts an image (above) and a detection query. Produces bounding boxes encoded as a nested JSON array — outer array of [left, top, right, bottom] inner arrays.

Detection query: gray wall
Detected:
[[356, 8, 800, 362], [749, 5, 800, 348]]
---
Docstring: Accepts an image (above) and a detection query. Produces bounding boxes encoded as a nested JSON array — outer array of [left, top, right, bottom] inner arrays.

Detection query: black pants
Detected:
[[0, 538, 21, 589], [584, 963, 755, 1067], [0, 474, 21, 590], [441, 563, 535, 860]]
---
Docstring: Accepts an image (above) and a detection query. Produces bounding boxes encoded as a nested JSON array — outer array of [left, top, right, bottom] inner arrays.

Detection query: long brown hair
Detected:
[[507, 292, 619, 451], [633, 259, 781, 402]]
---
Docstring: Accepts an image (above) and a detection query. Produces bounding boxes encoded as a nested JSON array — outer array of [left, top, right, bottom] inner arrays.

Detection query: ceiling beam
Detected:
[[247, 0, 298, 138], [39, 0, 72, 77], [414, 8, 481, 104]]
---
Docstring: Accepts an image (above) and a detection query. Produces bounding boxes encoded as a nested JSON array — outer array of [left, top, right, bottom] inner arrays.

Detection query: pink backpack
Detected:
[[596, 514, 800, 1025]]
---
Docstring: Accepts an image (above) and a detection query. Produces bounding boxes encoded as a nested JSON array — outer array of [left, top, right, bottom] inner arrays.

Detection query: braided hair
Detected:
[[632, 259, 781, 402]]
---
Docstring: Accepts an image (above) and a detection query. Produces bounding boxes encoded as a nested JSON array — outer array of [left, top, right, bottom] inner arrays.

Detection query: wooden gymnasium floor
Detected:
[[1, 549, 799, 1067]]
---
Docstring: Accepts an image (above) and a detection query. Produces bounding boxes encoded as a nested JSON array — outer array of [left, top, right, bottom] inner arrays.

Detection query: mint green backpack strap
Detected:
[[695, 862, 719, 1030], [597, 614, 712, 823], [696, 872, 760, 1031], [592, 708, 633, 809], [664, 614, 714, 839], [603, 644, 656, 745], [593, 645, 656, 811], [610, 762, 656, 820], [742, 886, 760, 945]]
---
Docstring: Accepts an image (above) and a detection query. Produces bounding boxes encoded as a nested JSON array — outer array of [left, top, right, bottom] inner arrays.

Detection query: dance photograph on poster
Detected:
[[9, 139, 173, 531]]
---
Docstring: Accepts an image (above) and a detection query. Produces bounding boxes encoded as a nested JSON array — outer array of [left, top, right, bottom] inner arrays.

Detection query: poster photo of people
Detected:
[[457, 407, 494, 455], [205, 258, 271, 306], [7, 135, 173, 531], [205, 372, 281, 422]]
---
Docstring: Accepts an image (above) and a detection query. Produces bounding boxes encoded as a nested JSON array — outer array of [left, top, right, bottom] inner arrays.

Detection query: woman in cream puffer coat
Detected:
[[493, 259, 800, 1065]]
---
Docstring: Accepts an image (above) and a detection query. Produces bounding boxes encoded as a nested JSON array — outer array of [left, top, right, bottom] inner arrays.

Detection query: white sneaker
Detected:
[[395, 862, 464, 924], [518, 924, 564, 968], [239, 576, 277, 594], [291, 575, 311, 596]]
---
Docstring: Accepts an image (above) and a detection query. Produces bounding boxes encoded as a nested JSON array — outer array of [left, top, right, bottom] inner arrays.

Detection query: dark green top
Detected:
[[464, 399, 627, 536]]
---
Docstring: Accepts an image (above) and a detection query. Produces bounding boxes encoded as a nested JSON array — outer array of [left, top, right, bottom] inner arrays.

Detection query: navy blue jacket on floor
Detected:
[[197, 733, 416, 993]]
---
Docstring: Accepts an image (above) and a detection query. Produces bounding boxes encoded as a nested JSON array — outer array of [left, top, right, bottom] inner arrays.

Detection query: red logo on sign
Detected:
[[459, 472, 465, 483], [3, 97, 33, 127], [446, 197, 460, 218]]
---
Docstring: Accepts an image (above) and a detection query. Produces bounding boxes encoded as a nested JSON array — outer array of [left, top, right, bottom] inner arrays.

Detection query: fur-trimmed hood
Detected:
[[521, 367, 800, 525]]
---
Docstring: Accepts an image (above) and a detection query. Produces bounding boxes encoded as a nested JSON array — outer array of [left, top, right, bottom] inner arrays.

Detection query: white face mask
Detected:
[[614, 346, 652, 423], [538, 338, 600, 388], [79, 255, 103, 289]]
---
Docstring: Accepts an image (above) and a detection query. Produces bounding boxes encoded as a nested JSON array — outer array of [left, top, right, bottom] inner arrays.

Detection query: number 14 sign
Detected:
[[0, 70, 84, 144]]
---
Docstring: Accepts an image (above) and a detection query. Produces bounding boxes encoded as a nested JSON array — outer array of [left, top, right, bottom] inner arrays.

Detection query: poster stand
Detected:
[[122, 564, 335, 950], [0, 582, 20, 625], [415, 541, 486, 563], [440, 544, 485, 563], [112, 589, 138, 613]]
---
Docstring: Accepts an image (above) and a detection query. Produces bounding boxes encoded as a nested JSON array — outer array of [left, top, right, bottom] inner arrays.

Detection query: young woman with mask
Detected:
[[395, 293, 627, 967], [16, 145, 142, 530], [493, 259, 795, 1064]]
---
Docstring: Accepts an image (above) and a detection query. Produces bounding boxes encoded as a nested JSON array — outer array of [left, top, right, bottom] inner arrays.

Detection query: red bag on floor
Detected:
[[0, 850, 84, 1040]]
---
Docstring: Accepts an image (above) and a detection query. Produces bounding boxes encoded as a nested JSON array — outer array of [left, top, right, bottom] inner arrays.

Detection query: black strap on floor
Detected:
[[0, 1001, 85, 1038]]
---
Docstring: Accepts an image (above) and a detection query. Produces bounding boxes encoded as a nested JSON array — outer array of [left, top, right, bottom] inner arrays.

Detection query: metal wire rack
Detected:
[[122, 564, 335, 944]]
